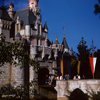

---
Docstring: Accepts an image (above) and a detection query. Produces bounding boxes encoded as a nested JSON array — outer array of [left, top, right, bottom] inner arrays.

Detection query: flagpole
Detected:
[[63, 25, 65, 36], [92, 42, 94, 79]]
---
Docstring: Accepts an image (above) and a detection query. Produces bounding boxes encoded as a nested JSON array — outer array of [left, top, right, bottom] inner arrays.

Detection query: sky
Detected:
[[0, 0, 100, 53]]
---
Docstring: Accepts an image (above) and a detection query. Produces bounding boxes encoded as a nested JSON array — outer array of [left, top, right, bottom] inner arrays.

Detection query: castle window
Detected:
[[17, 24, 19, 33], [41, 40, 45, 46], [31, 39, 35, 46]]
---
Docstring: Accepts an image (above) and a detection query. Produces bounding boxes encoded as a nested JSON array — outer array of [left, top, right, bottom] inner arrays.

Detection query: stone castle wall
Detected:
[[0, 64, 24, 88], [55, 80, 100, 100], [11, 65, 24, 87], [0, 63, 10, 88]]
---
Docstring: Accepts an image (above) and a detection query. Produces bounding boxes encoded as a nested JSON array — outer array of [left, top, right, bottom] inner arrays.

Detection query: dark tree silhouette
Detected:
[[77, 37, 92, 79], [90, 40, 96, 57], [94, 0, 100, 18]]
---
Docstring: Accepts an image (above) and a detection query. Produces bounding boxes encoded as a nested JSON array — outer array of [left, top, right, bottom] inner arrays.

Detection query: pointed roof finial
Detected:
[[10, 0, 12, 4], [44, 16, 48, 30], [64, 34, 65, 38], [10, 0, 14, 7], [2, 0, 4, 6], [54, 36, 59, 45], [71, 47, 73, 51], [56, 36, 57, 40], [62, 36, 69, 49]]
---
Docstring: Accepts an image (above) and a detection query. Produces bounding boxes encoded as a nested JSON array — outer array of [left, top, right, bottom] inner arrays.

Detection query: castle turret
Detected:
[[28, 0, 40, 19], [62, 35, 69, 53], [8, 0, 14, 19], [0, 3, 12, 41], [44, 17, 48, 33], [25, 10, 30, 41]]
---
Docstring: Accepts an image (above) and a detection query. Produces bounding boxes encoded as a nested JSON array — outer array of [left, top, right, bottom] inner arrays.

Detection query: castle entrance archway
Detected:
[[38, 68, 49, 85]]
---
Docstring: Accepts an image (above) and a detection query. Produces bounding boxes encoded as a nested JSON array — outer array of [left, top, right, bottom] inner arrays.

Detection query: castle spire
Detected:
[[54, 36, 59, 45], [44, 17, 48, 31], [2, 0, 4, 6], [62, 35, 69, 50]]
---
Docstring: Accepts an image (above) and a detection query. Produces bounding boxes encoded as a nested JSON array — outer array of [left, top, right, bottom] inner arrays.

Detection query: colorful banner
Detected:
[[61, 59, 63, 76], [77, 61, 81, 74], [89, 57, 97, 77], [93, 57, 97, 73]]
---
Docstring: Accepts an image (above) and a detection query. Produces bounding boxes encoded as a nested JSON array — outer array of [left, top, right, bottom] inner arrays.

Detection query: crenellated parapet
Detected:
[[10, 37, 27, 45]]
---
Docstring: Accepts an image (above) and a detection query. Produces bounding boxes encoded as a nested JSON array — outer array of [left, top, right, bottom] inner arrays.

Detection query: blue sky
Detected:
[[1, 0, 100, 53]]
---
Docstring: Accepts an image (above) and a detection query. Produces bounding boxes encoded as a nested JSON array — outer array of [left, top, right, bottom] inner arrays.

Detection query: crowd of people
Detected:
[[45, 74, 85, 85], [73, 75, 85, 80], [45, 75, 56, 85]]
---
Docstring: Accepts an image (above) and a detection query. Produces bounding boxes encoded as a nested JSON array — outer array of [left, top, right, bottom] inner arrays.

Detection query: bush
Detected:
[[68, 88, 88, 100], [88, 90, 100, 100]]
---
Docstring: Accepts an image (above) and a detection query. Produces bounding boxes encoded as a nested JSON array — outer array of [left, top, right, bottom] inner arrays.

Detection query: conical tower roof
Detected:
[[15, 33, 22, 39], [0, 6, 12, 21], [10, 0, 14, 7], [54, 36, 59, 45], [62, 35, 69, 49], [44, 17, 48, 30]]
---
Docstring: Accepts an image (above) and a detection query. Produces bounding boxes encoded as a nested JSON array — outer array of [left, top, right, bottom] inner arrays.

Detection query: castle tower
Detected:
[[8, 0, 14, 19], [0, 2, 12, 41], [28, 0, 40, 19], [28, 0, 39, 9]]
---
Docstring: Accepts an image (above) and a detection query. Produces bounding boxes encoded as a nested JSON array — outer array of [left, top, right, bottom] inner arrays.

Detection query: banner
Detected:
[[77, 61, 81, 75], [93, 57, 97, 73], [89, 57, 97, 77], [61, 59, 63, 76]]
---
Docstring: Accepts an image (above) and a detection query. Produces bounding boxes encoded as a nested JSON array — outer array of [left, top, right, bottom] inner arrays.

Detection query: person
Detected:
[[73, 76, 76, 80], [48, 76, 51, 85], [60, 75, 63, 80], [82, 75, 85, 79], [67, 74, 70, 80], [78, 75, 81, 79], [64, 74, 67, 80], [76, 75, 79, 80], [57, 76, 60, 80], [45, 75, 49, 85], [52, 76, 56, 85]]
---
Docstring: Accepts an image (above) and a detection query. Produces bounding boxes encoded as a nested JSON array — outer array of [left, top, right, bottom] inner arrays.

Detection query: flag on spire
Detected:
[[62, 24, 65, 30]]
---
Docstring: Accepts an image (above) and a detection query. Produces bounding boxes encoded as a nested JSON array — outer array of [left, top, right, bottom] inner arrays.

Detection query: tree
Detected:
[[0, 33, 39, 70], [94, 0, 100, 18], [90, 40, 96, 57], [77, 37, 92, 78], [70, 48, 78, 79]]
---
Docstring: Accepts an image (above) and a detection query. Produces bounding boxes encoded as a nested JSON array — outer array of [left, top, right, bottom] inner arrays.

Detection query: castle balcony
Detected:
[[47, 60, 53, 63], [42, 32, 48, 38], [37, 46, 43, 51]]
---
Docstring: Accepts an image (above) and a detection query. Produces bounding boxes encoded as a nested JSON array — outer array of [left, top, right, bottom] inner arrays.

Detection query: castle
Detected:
[[0, 0, 72, 88]]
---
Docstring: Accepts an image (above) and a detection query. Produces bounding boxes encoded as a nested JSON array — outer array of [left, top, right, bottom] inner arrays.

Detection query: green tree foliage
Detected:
[[77, 37, 92, 78], [0, 33, 39, 69], [88, 88, 100, 100]]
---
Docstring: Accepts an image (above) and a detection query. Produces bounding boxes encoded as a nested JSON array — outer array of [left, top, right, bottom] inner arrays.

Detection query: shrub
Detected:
[[68, 88, 88, 100]]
